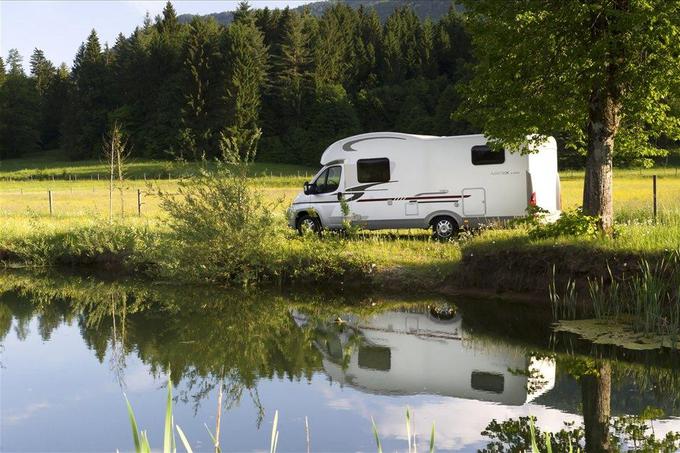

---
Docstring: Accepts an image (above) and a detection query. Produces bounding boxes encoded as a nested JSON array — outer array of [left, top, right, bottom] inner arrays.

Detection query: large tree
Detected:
[[63, 30, 111, 159], [459, 0, 680, 231], [29, 48, 55, 97], [0, 50, 40, 158], [221, 9, 268, 162], [179, 18, 223, 159]]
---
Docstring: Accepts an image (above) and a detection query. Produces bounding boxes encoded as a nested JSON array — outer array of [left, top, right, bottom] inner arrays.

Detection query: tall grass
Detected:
[[550, 252, 680, 337], [125, 389, 434, 453]]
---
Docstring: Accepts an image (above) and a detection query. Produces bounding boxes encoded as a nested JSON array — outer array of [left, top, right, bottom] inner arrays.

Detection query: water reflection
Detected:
[[294, 307, 556, 405], [1, 271, 680, 451]]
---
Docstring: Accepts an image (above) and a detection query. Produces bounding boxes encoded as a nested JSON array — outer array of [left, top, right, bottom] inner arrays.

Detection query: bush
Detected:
[[158, 162, 372, 286], [158, 163, 277, 284], [529, 208, 601, 239], [0, 221, 156, 270]]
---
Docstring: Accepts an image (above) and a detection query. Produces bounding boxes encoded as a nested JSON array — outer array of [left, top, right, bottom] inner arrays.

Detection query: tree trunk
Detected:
[[581, 361, 612, 453], [582, 0, 627, 233], [583, 87, 619, 232]]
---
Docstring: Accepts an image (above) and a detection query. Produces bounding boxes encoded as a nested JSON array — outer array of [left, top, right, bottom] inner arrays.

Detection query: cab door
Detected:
[[309, 165, 344, 228]]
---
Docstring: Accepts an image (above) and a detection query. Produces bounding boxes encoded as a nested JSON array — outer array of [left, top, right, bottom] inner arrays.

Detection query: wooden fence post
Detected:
[[653, 174, 657, 223], [48, 190, 53, 215], [137, 189, 142, 216]]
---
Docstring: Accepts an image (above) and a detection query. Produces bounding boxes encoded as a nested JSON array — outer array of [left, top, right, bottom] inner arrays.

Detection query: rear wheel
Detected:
[[431, 216, 458, 240], [296, 214, 321, 236]]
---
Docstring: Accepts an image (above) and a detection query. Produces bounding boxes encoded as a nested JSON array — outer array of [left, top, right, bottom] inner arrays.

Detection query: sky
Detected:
[[0, 1, 314, 70]]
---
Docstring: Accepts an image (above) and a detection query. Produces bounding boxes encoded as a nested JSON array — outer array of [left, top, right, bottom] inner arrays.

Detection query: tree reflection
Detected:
[[0, 272, 325, 421], [481, 357, 680, 452]]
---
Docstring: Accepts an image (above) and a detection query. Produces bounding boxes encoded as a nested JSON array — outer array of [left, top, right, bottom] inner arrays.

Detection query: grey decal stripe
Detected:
[[342, 136, 406, 151], [291, 193, 364, 206], [346, 181, 397, 192]]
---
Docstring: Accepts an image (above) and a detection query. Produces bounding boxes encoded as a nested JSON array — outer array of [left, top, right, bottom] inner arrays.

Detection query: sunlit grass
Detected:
[[2, 154, 680, 279]]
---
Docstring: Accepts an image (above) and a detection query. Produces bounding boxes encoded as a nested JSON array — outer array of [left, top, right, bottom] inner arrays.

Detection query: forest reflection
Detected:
[[2, 271, 680, 451]]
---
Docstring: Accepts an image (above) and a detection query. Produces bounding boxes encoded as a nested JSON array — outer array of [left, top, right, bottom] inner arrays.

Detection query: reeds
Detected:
[[551, 253, 680, 337], [549, 266, 578, 320], [125, 388, 434, 453]]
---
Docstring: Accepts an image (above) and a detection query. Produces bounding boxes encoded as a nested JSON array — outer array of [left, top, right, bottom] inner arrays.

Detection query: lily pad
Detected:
[[554, 318, 680, 351]]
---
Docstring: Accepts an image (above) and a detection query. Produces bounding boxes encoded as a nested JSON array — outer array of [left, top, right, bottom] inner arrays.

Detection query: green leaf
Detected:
[[529, 417, 539, 453], [270, 410, 279, 453], [176, 425, 193, 453], [406, 407, 412, 453], [164, 379, 174, 453], [371, 417, 383, 453], [124, 393, 142, 453], [429, 422, 436, 453], [204, 423, 220, 452]]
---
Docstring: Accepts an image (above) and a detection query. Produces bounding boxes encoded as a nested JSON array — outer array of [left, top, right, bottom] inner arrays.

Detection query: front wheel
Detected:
[[431, 216, 458, 240], [296, 214, 322, 236]]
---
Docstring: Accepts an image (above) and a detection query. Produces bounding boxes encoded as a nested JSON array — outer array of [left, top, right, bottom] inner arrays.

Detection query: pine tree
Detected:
[[419, 19, 437, 79], [435, 8, 470, 81], [63, 30, 111, 159], [221, 15, 268, 162], [382, 7, 423, 84], [157, 1, 179, 35], [0, 56, 5, 87], [40, 63, 71, 149], [180, 18, 223, 159], [6, 49, 24, 76], [352, 6, 383, 92], [232, 1, 255, 25], [313, 4, 358, 89], [0, 49, 40, 157], [131, 0, 186, 157], [30, 48, 56, 96], [272, 10, 313, 122]]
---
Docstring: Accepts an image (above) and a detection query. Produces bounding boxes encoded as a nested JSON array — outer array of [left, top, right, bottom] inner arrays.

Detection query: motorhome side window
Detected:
[[357, 158, 390, 183], [314, 166, 341, 193], [471, 145, 505, 165]]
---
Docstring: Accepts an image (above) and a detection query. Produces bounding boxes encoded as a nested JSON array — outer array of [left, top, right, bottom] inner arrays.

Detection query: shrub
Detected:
[[529, 208, 600, 239], [158, 163, 278, 284], [157, 162, 372, 286]]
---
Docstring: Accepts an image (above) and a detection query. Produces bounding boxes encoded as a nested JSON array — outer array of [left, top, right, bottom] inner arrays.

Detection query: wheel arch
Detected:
[[425, 210, 463, 228], [295, 209, 323, 227]]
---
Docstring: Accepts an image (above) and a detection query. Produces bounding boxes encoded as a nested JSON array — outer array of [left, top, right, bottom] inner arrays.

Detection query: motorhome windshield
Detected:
[[313, 165, 342, 193]]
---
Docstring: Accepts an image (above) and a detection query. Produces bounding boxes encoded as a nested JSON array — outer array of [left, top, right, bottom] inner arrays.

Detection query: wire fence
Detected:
[[0, 187, 159, 217], [0, 185, 300, 218]]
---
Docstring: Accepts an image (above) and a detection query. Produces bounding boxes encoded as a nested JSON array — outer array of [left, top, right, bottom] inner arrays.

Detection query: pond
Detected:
[[1, 271, 680, 452]]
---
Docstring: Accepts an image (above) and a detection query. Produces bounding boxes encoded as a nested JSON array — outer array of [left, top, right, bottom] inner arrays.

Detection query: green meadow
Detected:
[[1, 152, 680, 292]]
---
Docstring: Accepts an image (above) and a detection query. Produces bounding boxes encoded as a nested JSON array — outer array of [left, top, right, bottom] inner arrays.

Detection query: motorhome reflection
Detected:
[[287, 132, 561, 239], [291, 308, 556, 406]]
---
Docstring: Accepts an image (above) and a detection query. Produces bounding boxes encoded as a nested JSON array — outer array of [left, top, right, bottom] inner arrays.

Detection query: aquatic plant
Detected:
[[549, 266, 578, 321], [551, 253, 680, 338], [371, 407, 435, 453], [124, 378, 279, 453]]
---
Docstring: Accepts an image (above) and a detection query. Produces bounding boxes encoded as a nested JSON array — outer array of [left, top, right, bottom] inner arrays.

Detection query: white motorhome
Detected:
[[288, 132, 560, 239], [291, 308, 556, 405]]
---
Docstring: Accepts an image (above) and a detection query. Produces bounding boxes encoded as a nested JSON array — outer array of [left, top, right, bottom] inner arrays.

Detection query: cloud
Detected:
[[3, 401, 51, 425]]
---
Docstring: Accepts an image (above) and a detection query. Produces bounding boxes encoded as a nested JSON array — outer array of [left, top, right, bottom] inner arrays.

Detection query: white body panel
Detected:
[[288, 132, 560, 230]]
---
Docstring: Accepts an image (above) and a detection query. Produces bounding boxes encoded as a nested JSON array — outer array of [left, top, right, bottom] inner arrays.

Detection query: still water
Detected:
[[1, 272, 680, 452]]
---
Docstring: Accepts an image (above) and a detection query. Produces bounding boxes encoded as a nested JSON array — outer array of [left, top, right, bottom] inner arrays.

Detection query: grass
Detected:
[[2, 153, 680, 293], [125, 380, 432, 453]]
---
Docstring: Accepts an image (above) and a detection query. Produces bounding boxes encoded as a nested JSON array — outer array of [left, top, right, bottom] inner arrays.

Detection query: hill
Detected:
[[177, 0, 461, 25]]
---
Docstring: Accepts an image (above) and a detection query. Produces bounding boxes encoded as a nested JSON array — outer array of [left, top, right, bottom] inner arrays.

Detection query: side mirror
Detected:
[[304, 182, 317, 195], [336, 192, 343, 201], [303, 181, 310, 195]]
